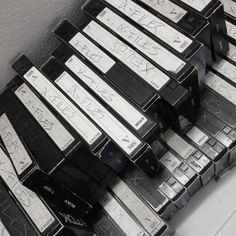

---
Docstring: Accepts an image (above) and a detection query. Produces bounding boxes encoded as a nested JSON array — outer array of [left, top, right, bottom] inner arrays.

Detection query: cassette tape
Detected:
[[150, 140, 195, 207], [155, 146, 201, 198], [134, 0, 212, 65], [120, 166, 177, 220], [101, 174, 174, 236], [93, 210, 126, 236], [201, 72, 236, 164], [178, 115, 230, 175], [0, 149, 64, 236], [0, 106, 93, 218], [12, 55, 159, 176], [196, 106, 236, 167], [53, 20, 193, 129], [160, 129, 215, 186], [170, 0, 229, 60], [224, 42, 236, 65], [221, 0, 236, 24]]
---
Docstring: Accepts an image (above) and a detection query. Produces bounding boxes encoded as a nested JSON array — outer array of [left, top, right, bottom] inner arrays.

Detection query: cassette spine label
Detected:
[[212, 58, 236, 84], [0, 220, 10, 236], [206, 71, 236, 106], [69, 32, 116, 73], [15, 83, 75, 151], [222, 0, 236, 18], [0, 114, 33, 175], [227, 43, 236, 63], [226, 20, 236, 41], [99, 192, 145, 236]]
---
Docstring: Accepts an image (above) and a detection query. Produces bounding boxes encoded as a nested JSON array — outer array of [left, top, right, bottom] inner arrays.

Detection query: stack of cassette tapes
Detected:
[[1, 0, 236, 235]]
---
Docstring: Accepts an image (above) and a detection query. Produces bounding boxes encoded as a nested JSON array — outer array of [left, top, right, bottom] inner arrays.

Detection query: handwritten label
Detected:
[[0, 147, 56, 232], [15, 83, 75, 151], [104, 0, 192, 52], [65, 56, 147, 131], [212, 58, 236, 84], [84, 20, 170, 91], [23, 67, 102, 145], [162, 129, 195, 159], [55, 71, 142, 155], [139, 0, 187, 23], [0, 220, 10, 236], [112, 180, 164, 235], [206, 71, 236, 106], [227, 43, 236, 63], [160, 151, 181, 173], [222, 0, 236, 18], [0, 114, 33, 175], [69, 32, 115, 73], [226, 20, 236, 40], [99, 192, 145, 236], [97, 8, 186, 72], [187, 126, 209, 146], [180, 0, 212, 12]]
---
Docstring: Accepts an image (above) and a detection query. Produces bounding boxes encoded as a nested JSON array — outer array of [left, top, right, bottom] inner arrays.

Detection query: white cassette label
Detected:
[[56, 71, 142, 155], [180, 0, 211, 12], [212, 58, 236, 84], [112, 180, 164, 235], [65, 56, 147, 131], [187, 127, 209, 147], [69, 32, 116, 73], [0, 148, 56, 232], [99, 192, 145, 236], [139, 0, 187, 23], [162, 129, 195, 159], [97, 8, 186, 71], [15, 83, 75, 151], [0, 114, 33, 175], [104, 0, 192, 52], [84, 21, 170, 91], [160, 151, 181, 172], [226, 20, 236, 40], [0, 221, 10, 236], [23, 67, 102, 145], [221, 0, 236, 18], [227, 43, 236, 63], [206, 71, 236, 106]]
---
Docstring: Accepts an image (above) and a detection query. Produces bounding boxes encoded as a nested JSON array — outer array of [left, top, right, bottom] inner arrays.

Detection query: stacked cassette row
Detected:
[[0, 0, 234, 235]]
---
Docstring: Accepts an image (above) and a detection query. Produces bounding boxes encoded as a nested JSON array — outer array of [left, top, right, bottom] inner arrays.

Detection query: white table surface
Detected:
[[171, 167, 236, 236]]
